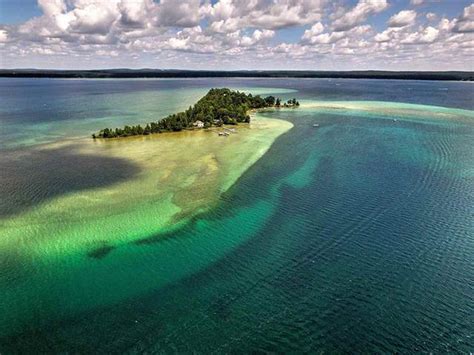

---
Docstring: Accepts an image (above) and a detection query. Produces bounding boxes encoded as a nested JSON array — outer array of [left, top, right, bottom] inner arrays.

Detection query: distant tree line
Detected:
[[93, 88, 299, 139], [2, 69, 473, 81]]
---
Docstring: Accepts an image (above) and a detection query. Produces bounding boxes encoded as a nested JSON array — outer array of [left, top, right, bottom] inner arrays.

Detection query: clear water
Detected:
[[0, 78, 473, 352]]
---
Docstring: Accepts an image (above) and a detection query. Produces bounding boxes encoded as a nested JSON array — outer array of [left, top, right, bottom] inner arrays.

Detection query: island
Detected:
[[93, 88, 299, 138]]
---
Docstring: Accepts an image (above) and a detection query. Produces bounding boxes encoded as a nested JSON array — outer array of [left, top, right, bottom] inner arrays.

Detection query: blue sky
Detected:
[[0, 0, 41, 24], [0, 0, 473, 70]]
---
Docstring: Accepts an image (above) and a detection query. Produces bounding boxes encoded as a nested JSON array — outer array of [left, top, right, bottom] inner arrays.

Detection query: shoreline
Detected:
[[92, 105, 298, 141]]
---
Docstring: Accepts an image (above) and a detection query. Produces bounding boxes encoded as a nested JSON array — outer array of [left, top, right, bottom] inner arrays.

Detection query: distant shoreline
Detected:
[[1, 69, 472, 81]]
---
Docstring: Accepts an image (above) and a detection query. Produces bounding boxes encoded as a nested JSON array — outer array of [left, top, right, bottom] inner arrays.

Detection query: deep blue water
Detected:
[[0, 78, 473, 353]]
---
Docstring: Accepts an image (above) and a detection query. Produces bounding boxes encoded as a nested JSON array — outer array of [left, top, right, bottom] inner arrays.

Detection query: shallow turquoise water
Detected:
[[0, 78, 473, 352]]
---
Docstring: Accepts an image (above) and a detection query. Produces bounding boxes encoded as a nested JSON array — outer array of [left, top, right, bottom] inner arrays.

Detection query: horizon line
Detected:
[[1, 68, 473, 73]]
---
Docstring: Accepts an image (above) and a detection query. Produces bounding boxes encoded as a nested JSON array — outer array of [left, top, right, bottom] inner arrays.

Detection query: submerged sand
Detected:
[[0, 113, 293, 259], [300, 100, 474, 123]]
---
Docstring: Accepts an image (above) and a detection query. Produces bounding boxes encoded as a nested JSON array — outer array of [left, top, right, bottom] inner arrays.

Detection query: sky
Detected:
[[0, 0, 473, 70]]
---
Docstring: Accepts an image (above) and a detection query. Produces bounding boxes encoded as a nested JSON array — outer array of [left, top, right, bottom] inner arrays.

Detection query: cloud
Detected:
[[0, 29, 8, 43], [374, 29, 391, 42], [67, 2, 119, 35], [370, 13, 472, 69], [332, 0, 388, 31], [240, 29, 275, 46], [438, 18, 455, 32], [388, 10, 417, 27], [162, 26, 218, 53], [155, 0, 202, 28], [38, 0, 67, 17], [453, 4, 474, 33], [400, 26, 439, 44], [302, 24, 372, 49], [207, 0, 326, 32], [302, 22, 324, 40], [158, 25, 275, 54], [426, 12, 437, 22], [16, 0, 203, 39], [305, 31, 345, 44], [118, 0, 153, 28]]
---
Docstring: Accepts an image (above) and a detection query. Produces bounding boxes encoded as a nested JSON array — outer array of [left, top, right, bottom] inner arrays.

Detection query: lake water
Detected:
[[0, 78, 473, 352]]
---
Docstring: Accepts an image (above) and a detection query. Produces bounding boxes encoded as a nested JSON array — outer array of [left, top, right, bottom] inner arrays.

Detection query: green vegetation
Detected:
[[93, 88, 299, 139]]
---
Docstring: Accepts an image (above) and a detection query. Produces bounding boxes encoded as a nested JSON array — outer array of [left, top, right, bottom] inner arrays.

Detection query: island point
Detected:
[[93, 88, 299, 139]]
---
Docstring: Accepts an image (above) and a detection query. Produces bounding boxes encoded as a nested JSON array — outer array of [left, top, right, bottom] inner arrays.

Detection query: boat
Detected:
[[313, 124, 320, 127]]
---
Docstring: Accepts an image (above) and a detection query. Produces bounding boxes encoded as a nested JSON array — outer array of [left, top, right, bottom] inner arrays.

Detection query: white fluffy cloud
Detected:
[[241, 29, 275, 46], [68, 2, 119, 35], [156, 0, 202, 27], [388, 10, 417, 27], [118, 0, 153, 27], [0, 29, 8, 43], [374, 28, 396, 42], [38, 0, 66, 17], [305, 31, 345, 44], [22, 0, 203, 38], [207, 0, 326, 32], [302, 22, 324, 40], [332, 0, 388, 31], [401, 26, 439, 44], [453, 4, 474, 33], [157, 25, 274, 54]]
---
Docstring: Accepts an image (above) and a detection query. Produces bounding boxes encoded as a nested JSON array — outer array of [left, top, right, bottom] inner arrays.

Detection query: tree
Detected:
[[264, 95, 275, 105], [144, 124, 151, 135]]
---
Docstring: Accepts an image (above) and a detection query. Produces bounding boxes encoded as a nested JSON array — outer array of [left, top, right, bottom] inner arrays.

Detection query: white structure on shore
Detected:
[[193, 120, 204, 128]]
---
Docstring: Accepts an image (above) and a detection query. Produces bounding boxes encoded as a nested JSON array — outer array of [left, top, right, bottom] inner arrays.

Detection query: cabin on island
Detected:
[[193, 120, 204, 128]]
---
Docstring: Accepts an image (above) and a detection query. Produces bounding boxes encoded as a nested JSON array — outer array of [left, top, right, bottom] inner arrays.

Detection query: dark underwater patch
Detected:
[[0, 145, 140, 217], [87, 244, 115, 259], [0, 249, 32, 288]]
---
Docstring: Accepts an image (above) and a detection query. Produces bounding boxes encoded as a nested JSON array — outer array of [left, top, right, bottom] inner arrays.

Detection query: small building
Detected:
[[193, 120, 204, 128]]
